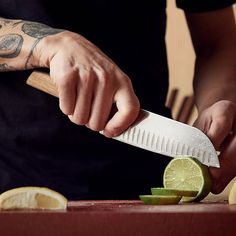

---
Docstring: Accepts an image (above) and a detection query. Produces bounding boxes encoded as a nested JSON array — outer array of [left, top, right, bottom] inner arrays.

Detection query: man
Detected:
[[0, 0, 235, 199]]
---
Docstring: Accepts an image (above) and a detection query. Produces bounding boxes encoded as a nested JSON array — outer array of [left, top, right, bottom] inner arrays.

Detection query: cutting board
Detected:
[[0, 200, 236, 236]]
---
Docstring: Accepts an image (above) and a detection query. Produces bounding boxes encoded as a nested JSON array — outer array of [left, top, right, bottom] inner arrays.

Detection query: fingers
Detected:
[[85, 73, 113, 131], [52, 70, 77, 115], [47, 32, 140, 134], [85, 71, 140, 134], [68, 70, 95, 125], [53, 67, 140, 134], [194, 101, 236, 150]]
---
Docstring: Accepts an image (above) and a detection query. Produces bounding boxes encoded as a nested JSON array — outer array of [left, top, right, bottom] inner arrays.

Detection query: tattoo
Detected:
[[22, 22, 64, 68], [0, 63, 13, 71], [0, 18, 23, 28], [0, 19, 63, 69], [0, 34, 23, 58], [22, 22, 63, 39]]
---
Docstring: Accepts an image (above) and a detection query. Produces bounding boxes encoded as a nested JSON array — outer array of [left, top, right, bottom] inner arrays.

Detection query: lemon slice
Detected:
[[140, 195, 181, 205], [0, 187, 68, 210], [228, 180, 236, 204], [163, 157, 212, 202], [151, 187, 198, 197]]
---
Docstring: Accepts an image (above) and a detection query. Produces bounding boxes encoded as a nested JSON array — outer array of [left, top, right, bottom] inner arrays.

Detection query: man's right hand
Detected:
[[36, 31, 140, 137], [0, 18, 140, 136]]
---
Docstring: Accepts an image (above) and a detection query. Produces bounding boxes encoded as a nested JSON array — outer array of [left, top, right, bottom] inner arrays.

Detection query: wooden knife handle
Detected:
[[26, 71, 59, 97]]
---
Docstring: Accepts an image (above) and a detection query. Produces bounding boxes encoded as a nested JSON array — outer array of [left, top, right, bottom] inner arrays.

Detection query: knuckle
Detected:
[[80, 71, 93, 88], [96, 66, 113, 84], [98, 70, 109, 86], [120, 74, 132, 86], [124, 74, 132, 84], [98, 69, 106, 80], [132, 96, 141, 111], [124, 98, 140, 117], [81, 74, 90, 85]]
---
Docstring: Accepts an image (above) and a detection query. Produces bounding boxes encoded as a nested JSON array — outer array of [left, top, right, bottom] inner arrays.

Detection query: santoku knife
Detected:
[[26, 71, 220, 168]]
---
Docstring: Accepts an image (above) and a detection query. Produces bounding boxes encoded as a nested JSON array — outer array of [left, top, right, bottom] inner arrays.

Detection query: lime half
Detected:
[[163, 157, 212, 202], [139, 195, 181, 205], [151, 187, 198, 197]]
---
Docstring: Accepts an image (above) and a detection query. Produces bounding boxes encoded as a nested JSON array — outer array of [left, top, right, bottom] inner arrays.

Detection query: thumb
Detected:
[[103, 87, 140, 137]]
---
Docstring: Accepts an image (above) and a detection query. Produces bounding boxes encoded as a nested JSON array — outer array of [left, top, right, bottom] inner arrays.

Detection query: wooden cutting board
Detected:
[[0, 200, 236, 236]]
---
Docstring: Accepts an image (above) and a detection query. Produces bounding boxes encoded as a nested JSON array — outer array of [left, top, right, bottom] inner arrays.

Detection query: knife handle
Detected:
[[26, 71, 59, 97]]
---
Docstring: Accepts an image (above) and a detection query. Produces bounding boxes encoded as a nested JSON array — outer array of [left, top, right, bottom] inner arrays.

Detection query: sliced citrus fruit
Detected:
[[228, 180, 236, 204], [151, 187, 198, 197], [163, 156, 212, 202], [140, 195, 181, 205], [0, 187, 68, 210]]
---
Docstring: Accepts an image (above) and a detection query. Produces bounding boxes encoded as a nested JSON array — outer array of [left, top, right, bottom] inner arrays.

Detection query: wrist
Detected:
[[36, 30, 75, 69], [22, 22, 65, 69]]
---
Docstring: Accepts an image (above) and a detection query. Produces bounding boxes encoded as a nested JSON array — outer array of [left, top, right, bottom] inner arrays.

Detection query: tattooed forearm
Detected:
[[0, 18, 64, 70], [0, 34, 23, 58], [22, 22, 63, 39]]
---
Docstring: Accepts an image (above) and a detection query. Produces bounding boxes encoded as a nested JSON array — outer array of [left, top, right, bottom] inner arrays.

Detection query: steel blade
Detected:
[[102, 109, 220, 168]]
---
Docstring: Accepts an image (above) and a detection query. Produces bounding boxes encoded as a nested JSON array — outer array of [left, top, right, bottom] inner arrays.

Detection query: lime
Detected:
[[163, 156, 212, 202], [139, 195, 181, 205], [151, 187, 198, 197], [0, 187, 68, 210], [228, 180, 236, 204]]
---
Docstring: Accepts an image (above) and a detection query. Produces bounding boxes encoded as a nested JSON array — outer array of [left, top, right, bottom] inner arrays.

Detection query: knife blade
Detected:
[[26, 71, 220, 168]]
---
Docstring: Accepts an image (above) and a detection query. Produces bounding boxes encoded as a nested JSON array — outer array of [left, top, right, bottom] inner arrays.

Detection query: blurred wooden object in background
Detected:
[[166, 88, 195, 124], [176, 94, 194, 124]]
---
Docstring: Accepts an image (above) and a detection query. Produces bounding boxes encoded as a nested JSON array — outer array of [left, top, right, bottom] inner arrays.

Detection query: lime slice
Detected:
[[0, 187, 68, 210], [151, 187, 198, 197], [139, 195, 181, 205], [228, 180, 236, 204], [163, 157, 212, 202]]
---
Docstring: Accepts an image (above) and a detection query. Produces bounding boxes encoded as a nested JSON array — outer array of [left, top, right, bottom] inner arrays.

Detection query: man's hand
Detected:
[[0, 19, 140, 136], [193, 100, 236, 194], [37, 31, 140, 137]]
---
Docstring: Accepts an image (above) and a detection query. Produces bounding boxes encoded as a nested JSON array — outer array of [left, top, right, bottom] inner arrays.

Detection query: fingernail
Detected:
[[103, 130, 113, 138]]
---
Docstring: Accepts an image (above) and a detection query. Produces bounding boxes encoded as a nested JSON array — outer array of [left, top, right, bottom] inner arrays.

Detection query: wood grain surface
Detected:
[[0, 200, 236, 236]]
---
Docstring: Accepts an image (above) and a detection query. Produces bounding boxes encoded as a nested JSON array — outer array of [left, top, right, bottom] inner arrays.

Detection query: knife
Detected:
[[26, 71, 220, 168]]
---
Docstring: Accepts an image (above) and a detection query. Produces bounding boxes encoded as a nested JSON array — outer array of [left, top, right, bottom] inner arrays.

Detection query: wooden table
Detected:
[[0, 200, 236, 236]]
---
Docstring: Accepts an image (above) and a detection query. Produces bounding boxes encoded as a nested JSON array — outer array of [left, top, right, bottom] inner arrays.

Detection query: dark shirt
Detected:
[[0, 0, 234, 199]]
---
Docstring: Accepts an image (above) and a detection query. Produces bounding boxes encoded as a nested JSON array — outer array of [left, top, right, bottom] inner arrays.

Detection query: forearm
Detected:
[[0, 17, 63, 71], [186, 6, 236, 195], [185, 6, 236, 113], [193, 40, 236, 194], [193, 42, 236, 112]]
